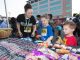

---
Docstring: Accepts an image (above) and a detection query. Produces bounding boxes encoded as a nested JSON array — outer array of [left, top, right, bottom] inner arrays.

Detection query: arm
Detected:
[[47, 36, 53, 41], [32, 25, 36, 36], [17, 22, 23, 37], [17, 22, 21, 33], [32, 25, 36, 33], [31, 16, 36, 36], [45, 36, 53, 44], [16, 14, 23, 36], [45, 26, 54, 44]]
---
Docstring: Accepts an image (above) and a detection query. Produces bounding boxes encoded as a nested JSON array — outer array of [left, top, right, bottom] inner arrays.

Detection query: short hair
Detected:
[[41, 15, 47, 19], [48, 14, 53, 20], [24, 4, 32, 12], [73, 13, 77, 17], [36, 15, 41, 18], [63, 21, 76, 29]]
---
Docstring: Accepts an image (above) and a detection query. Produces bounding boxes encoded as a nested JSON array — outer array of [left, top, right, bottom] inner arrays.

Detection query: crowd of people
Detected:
[[0, 3, 80, 47]]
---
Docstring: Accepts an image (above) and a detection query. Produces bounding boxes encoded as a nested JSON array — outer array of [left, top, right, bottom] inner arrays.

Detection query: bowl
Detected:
[[0, 28, 12, 38]]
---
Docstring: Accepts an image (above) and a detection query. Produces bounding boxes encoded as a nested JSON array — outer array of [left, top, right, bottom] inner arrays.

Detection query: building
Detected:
[[27, 0, 72, 18]]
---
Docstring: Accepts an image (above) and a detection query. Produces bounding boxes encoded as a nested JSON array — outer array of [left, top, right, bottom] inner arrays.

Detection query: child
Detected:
[[63, 21, 77, 46], [36, 15, 54, 45]]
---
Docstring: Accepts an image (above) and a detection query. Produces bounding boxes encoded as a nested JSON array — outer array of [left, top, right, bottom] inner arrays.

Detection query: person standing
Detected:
[[17, 4, 36, 38]]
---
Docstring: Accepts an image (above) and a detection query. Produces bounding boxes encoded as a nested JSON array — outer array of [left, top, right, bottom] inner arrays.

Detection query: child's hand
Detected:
[[44, 40, 51, 45]]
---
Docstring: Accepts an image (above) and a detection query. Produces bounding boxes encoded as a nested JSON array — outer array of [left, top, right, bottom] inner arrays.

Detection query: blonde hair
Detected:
[[41, 14, 49, 21]]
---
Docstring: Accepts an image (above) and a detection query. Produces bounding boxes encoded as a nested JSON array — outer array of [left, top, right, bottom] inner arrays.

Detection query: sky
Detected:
[[72, 0, 80, 14], [0, 0, 80, 17], [0, 0, 27, 17]]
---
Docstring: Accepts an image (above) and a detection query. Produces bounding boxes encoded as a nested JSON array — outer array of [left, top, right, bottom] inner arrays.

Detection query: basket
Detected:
[[0, 28, 12, 38]]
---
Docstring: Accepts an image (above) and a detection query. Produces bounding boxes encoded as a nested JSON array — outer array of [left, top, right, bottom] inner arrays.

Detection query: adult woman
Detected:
[[17, 4, 36, 38]]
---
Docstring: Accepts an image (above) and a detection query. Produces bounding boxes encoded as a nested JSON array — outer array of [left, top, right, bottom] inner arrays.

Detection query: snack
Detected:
[[72, 48, 77, 53], [66, 46, 72, 50], [38, 47, 59, 59], [53, 44, 62, 49], [61, 45, 66, 49], [69, 54, 78, 60], [56, 49, 70, 54], [34, 40, 43, 43], [38, 42, 48, 47], [77, 48, 80, 52], [25, 55, 49, 60]]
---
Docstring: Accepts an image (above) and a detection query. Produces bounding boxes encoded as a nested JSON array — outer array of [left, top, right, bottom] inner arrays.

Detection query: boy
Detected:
[[36, 15, 54, 44], [63, 21, 77, 46]]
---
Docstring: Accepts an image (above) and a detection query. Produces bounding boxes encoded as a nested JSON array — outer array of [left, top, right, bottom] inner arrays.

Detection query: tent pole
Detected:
[[4, 0, 9, 28]]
